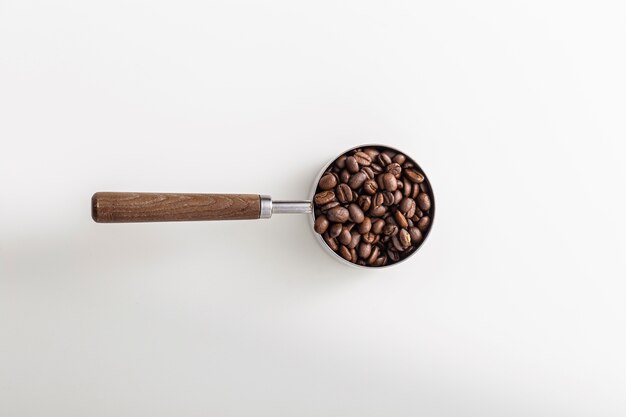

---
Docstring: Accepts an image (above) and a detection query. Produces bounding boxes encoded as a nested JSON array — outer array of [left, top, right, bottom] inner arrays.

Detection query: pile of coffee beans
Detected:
[[313, 146, 434, 267]]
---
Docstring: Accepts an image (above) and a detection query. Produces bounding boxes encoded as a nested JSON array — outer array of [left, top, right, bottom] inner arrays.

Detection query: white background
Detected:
[[1, 0, 625, 416]]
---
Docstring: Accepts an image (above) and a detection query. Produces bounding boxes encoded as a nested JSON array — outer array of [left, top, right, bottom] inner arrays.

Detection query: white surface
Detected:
[[1, 0, 625, 416]]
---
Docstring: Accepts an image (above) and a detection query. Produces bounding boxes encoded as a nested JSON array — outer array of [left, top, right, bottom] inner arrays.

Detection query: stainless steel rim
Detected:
[[308, 143, 436, 269]]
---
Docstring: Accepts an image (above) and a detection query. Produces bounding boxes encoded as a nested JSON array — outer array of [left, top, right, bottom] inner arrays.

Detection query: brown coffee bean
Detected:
[[409, 226, 423, 242], [346, 156, 359, 173], [335, 155, 347, 169], [340, 169, 350, 184], [338, 227, 352, 245], [357, 195, 371, 211], [370, 219, 384, 234], [327, 206, 350, 223], [417, 216, 430, 232], [382, 191, 395, 206], [363, 179, 378, 195], [363, 148, 379, 159], [314, 191, 335, 205], [382, 173, 398, 191], [373, 255, 386, 267], [353, 151, 372, 166], [320, 201, 339, 212], [323, 233, 339, 251], [336, 183, 353, 203], [369, 205, 386, 217], [405, 168, 424, 184], [387, 248, 400, 262], [392, 235, 404, 252], [358, 217, 372, 234], [319, 173, 337, 190], [417, 192, 431, 211], [386, 163, 402, 178], [362, 232, 377, 244], [394, 211, 409, 228], [367, 246, 380, 265], [399, 197, 414, 214], [339, 245, 352, 261], [348, 172, 367, 189], [403, 182, 412, 197], [420, 182, 429, 193], [373, 192, 384, 208], [348, 203, 365, 223], [349, 247, 357, 263], [370, 163, 384, 173], [393, 190, 403, 205], [361, 166, 375, 179], [377, 152, 392, 166], [329, 223, 343, 238], [383, 224, 398, 236], [314, 215, 329, 234], [358, 242, 372, 259], [392, 153, 406, 165], [348, 231, 361, 249], [411, 183, 420, 199], [399, 228, 411, 248]]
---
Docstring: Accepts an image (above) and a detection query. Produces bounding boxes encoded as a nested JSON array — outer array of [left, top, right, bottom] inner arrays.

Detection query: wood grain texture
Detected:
[[92, 192, 260, 223]]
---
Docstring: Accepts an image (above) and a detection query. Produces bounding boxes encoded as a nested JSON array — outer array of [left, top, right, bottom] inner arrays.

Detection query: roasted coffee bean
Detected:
[[392, 235, 404, 252], [369, 205, 387, 217], [371, 218, 385, 234], [373, 192, 384, 208], [358, 242, 372, 259], [382, 191, 395, 206], [348, 231, 361, 249], [357, 195, 372, 211], [338, 227, 352, 245], [336, 183, 353, 203], [353, 151, 372, 166], [319, 173, 338, 190], [367, 246, 380, 265], [394, 211, 409, 229], [320, 201, 339, 212], [417, 192, 431, 211], [314, 191, 335, 205], [405, 168, 424, 184], [417, 216, 430, 232], [399, 197, 415, 214], [362, 166, 375, 179], [409, 227, 423, 243], [314, 215, 329, 234], [399, 228, 411, 248], [358, 217, 372, 234], [377, 152, 392, 166], [329, 223, 343, 238], [403, 182, 412, 197], [387, 248, 400, 262], [339, 245, 352, 261], [382, 173, 398, 191], [327, 206, 350, 223], [393, 190, 403, 205], [362, 232, 377, 244], [386, 163, 402, 178], [363, 148, 379, 159], [348, 172, 367, 189], [383, 224, 398, 236], [348, 203, 365, 223], [323, 233, 339, 251], [314, 146, 433, 267], [363, 179, 378, 195], [370, 163, 384, 173], [392, 153, 406, 165], [346, 156, 359, 173]]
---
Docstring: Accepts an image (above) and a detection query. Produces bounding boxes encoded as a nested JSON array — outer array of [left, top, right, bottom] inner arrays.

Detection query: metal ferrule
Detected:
[[259, 196, 312, 219]]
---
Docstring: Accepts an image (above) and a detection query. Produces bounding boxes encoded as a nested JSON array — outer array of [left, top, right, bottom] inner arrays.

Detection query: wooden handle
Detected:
[[92, 192, 261, 223]]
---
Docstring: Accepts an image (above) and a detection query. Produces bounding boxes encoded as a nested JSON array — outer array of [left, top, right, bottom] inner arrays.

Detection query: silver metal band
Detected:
[[272, 200, 312, 214], [259, 195, 272, 219]]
